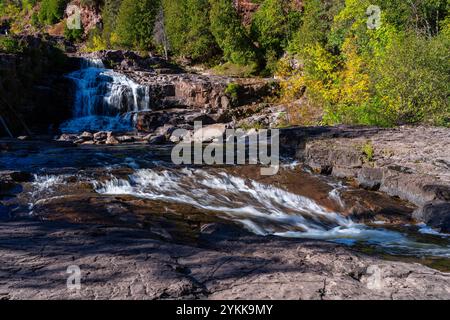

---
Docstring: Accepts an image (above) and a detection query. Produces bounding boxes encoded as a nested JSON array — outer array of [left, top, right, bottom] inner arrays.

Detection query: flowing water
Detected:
[[60, 58, 150, 133], [1, 60, 449, 270]]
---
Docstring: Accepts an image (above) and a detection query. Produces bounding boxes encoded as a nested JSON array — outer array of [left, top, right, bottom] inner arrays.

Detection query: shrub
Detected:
[[0, 35, 24, 53], [64, 23, 84, 42]]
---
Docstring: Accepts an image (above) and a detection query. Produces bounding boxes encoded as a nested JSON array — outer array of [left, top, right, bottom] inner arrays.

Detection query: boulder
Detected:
[[106, 133, 119, 145], [148, 135, 166, 145], [170, 129, 193, 143], [58, 134, 78, 142], [155, 124, 176, 138], [116, 135, 135, 143], [93, 131, 108, 141], [193, 124, 227, 143], [357, 167, 383, 190], [80, 131, 93, 140], [413, 202, 450, 233]]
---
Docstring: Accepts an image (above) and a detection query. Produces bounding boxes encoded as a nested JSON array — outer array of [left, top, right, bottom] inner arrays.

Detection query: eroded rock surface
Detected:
[[0, 220, 448, 300], [297, 126, 450, 231]]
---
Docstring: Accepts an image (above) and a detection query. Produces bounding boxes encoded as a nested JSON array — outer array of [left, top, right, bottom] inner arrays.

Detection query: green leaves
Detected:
[[114, 0, 160, 50], [209, 0, 258, 67]]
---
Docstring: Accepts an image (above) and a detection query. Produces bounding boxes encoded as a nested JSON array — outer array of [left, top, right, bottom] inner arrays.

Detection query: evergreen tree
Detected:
[[162, 0, 218, 62], [38, 0, 68, 25], [114, 0, 160, 50], [101, 0, 122, 47], [209, 0, 258, 67]]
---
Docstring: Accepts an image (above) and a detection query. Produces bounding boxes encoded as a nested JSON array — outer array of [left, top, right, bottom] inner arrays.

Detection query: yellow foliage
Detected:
[[338, 38, 370, 106]]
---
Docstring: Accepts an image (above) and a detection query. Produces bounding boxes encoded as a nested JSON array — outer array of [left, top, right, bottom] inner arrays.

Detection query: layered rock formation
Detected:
[[284, 126, 450, 233]]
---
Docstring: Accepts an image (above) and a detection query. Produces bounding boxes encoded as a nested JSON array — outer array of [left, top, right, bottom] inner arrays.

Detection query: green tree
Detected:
[[162, 0, 218, 61], [250, 0, 286, 69], [209, 0, 259, 67], [114, 0, 160, 50], [38, 0, 68, 25], [101, 0, 122, 48]]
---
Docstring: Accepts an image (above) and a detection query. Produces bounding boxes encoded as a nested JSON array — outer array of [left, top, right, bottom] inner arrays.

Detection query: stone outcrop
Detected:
[[291, 126, 450, 232], [79, 50, 276, 129], [65, 1, 102, 36]]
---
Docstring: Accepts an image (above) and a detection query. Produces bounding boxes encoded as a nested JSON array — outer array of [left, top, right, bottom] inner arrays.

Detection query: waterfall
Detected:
[[60, 58, 150, 133]]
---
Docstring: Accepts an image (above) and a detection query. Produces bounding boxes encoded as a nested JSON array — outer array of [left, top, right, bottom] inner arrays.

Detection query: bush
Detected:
[[281, 0, 450, 127], [64, 23, 84, 42], [0, 35, 24, 53], [372, 32, 450, 126]]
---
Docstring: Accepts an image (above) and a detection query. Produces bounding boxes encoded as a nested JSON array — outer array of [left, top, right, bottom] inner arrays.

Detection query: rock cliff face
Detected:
[[64, 0, 102, 35], [0, 36, 79, 136], [81, 50, 277, 130]]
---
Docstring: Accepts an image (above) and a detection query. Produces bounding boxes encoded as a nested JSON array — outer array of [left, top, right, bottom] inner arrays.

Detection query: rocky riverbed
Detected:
[[1, 48, 449, 300], [1, 132, 450, 300], [1, 219, 449, 300]]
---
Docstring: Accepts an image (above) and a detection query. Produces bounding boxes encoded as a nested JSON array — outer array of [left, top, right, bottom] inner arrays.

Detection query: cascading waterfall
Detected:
[[60, 58, 150, 133]]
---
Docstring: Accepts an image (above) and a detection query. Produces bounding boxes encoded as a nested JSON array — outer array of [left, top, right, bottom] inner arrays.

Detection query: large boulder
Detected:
[[193, 124, 227, 143]]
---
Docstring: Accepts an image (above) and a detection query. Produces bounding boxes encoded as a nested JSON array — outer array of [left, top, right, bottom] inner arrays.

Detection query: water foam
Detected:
[[94, 168, 450, 257], [61, 58, 150, 133]]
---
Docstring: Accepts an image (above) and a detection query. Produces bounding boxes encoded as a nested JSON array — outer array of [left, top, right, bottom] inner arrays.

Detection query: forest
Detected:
[[1, 0, 449, 127]]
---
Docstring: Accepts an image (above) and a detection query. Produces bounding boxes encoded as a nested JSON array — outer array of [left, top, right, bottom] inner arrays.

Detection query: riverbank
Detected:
[[1, 219, 449, 300], [293, 125, 450, 233]]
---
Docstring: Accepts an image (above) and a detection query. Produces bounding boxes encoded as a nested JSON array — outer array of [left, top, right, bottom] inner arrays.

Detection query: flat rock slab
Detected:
[[0, 220, 449, 300]]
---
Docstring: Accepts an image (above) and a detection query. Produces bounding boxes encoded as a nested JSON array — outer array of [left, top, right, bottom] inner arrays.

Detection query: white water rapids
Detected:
[[90, 168, 450, 257]]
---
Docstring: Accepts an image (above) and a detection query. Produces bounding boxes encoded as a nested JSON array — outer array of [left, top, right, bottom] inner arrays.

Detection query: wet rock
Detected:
[[155, 124, 176, 139], [413, 202, 450, 233], [170, 129, 193, 143], [380, 171, 439, 206], [299, 126, 450, 231], [93, 131, 108, 141], [148, 135, 166, 145], [116, 135, 135, 143], [105, 134, 119, 145], [0, 171, 32, 183], [0, 171, 30, 197], [80, 132, 93, 140], [58, 134, 78, 142], [357, 167, 383, 190]]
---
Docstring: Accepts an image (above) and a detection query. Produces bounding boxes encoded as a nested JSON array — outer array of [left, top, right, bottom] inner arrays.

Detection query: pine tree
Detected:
[[162, 0, 218, 61], [114, 0, 160, 50], [101, 0, 122, 47], [209, 0, 258, 67]]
